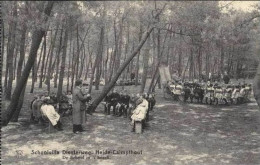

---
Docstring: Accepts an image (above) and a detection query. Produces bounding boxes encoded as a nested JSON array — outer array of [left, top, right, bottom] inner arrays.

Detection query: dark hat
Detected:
[[75, 79, 83, 86]]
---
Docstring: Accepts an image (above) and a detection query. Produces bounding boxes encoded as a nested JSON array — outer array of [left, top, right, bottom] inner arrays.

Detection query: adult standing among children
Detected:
[[72, 79, 91, 134], [81, 81, 92, 123], [223, 71, 230, 84]]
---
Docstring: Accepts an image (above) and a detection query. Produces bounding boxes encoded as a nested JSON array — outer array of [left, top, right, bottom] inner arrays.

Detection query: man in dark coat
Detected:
[[117, 92, 130, 117], [72, 79, 91, 134], [131, 72, 135, 82], [143, 93, 150, 121], [116, 92, 124, 117], [110, 90, 120, 116], [128, 94, 138, 119], [104, 92, 113, 115], [223, 72, 230, 84], [147, 94, 156, 112]]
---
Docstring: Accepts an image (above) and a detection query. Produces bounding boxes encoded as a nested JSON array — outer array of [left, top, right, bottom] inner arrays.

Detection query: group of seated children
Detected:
[[103, 90, 156, 131]]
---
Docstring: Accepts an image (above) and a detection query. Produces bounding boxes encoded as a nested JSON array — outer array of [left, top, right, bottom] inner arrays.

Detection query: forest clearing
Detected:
[[1, 1, 260, 165], [2, 80, 260, 165]]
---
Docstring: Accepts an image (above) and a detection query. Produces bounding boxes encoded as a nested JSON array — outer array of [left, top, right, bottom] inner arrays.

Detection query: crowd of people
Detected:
[[30, 79, 156, 133], [29, 73, 252, 135], [103, 90, 156, 131], [30, 80, 92, 133], [165, 80, 252, 105]]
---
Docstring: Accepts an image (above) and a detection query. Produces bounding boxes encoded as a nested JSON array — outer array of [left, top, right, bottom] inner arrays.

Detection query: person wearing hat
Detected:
[[223, 71, 230, 84], [116, 91, 124, 117], [72, 79, 92, 134], [110, 89, 120, 116], [104, 91, 113, 115], [120, 90, 130, 118], [30, 95, 43, 123], [147, 93, 156, 112], [40, 97, 63, 131], [146, 93, 156, 121], [128, 94, 138, 119]]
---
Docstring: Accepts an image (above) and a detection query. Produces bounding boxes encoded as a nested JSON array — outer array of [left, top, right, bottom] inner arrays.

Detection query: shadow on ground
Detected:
[[2, 85, 260, 165]]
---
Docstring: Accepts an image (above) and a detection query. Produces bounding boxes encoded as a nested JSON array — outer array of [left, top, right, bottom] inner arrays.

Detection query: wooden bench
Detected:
[[135, 121, 143, 134], [134, 115, 147, 134], [48, 122, 56, 133]]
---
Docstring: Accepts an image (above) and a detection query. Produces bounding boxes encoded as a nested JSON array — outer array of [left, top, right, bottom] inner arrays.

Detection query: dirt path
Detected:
[[2, 86, 260, 165]]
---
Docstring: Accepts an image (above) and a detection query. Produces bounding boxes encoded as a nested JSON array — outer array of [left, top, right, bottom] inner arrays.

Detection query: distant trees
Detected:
[[1, 1, 260, 124]]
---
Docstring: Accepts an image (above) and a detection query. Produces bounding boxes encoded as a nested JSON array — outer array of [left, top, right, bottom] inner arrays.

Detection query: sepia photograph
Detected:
[[1, 1, 260, 165]]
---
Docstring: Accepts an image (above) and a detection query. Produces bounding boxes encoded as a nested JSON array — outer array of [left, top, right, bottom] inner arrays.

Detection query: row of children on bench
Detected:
[[104, 89, 156, 120]]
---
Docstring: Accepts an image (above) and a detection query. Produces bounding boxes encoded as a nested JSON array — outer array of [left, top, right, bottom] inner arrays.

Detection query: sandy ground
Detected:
[[1, 81, 260, 165]]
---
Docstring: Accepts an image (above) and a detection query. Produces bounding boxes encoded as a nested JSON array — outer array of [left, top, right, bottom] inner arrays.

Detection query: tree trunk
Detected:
[[129, 43, 135, 80], [220, 43, 225, 75], [110, 20, 118, 82], [10, 84, 26, 122], [4, 23, 11, 93], [115, 19, 123, 76], [43, 32, 52, 82], [36, 42, 44, 82], [5, 1, 17, 100], [78, 45, 85, 79], [189, 46, 194, 81], [152, 74, 160, 92], [104, 32, 110, 83], [39, 32, 47, 88], [151, 30, 156, 79], [49, 55, 57, 79], [89, 57, 98, 93], [54, 29, 63, 88], [2, 21, 4, 78], [157, 26, 162, 89], [30, 60, 37, 93], [75, 25, 80, 79], [84, 40, 92, 81], [90, 26, 154, 112], [198, 46, 202, 79], [67, 29, 73, 92], [95, 27, 104, 90], [108, 48, 114, 82], [2, 1, 54, 126], [182, 54, 190, 81], [89, 27, 104, 93], [57, 23, 69, 100], [13, 43, 19, 81], [178, 29, 182, 77], [205, 45, 210, 80], [16, 25, 27, 84], [70, 41, 76, 92], [46, 25, 59, 93], [123, 22, 130, 81], [140, 36, 150, 93], [135, 24, 143, 86]]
